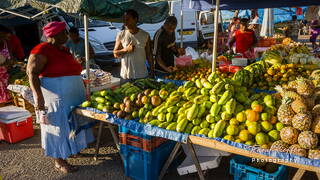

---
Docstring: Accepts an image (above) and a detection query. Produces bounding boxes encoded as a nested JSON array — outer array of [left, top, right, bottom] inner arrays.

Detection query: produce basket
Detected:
[[229, 155, 287, 180], [10, 92, 35, 114]]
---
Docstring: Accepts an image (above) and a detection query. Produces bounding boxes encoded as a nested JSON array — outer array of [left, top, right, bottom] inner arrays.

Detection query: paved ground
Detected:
[[1, 56, 320, 180]]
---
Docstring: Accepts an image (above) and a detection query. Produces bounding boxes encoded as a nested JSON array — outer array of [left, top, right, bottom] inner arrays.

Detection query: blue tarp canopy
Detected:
[[190, 0, 320, 10], [220, 8, 307, 24]]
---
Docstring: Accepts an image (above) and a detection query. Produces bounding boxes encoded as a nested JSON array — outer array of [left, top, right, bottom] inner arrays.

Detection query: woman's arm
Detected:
[[113, 36, 134, 58], [27, 54, 47, 110]]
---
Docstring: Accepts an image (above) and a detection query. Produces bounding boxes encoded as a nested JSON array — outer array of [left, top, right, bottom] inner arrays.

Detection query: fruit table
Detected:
[[74, 108, 320, 180]]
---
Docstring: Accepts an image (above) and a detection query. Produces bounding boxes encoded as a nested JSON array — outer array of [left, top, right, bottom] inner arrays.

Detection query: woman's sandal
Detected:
[[55, 160, 79, 173]]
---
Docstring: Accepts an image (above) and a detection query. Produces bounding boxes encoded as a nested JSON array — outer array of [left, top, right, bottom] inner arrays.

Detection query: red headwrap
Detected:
[[42, 21, 66, 38]]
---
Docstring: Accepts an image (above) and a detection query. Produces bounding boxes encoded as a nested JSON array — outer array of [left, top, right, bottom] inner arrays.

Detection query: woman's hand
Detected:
[[35, 95, 45, 111]]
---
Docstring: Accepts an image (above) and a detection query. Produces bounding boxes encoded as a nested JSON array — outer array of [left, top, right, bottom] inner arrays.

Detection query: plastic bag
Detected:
[[176, 55, 193, 67], [185, 47, 199, 60]]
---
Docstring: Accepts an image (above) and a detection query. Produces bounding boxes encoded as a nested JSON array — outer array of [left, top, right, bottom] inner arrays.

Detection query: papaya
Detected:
[[200, 121, 210, 129], [158, 122, 170, 128], [177, 119, 188, 132], [167, 106, 179, 113], [184, 123, 194, 134], [166, 122, 178, 131], [191, 126, 201, 135], [157, 113, 166, 122], [166, 113, 174, 122], [226, 98, 236, 114], [211, 81, 225, 94], [218, 90, 233, 105], [210, 103, 221, 116], [197, 105, 206, 118], [195, 79, 203, 88], [206, 114, 216, 123], [149, 120, 161, 126], [198, 128, 210, 136], [213, 120, 227, 137], [192, 118, 202, 126], [187, 104, 199, 120]]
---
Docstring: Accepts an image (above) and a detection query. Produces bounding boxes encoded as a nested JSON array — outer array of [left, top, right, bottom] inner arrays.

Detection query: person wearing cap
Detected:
[[228, 18, 257, 56], [310, 20, 320, 50], [286, 15, 300, 41], [113, 9, 154, 81], [249, 17, 260, 37], [27, 21, 94, 173]]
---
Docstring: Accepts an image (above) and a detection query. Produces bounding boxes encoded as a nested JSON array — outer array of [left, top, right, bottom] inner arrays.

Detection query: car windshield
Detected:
[[80, 19, 110, 28]]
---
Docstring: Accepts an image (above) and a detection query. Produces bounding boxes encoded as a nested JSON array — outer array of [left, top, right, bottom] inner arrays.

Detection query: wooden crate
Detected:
[[10, 92, 35, 114]]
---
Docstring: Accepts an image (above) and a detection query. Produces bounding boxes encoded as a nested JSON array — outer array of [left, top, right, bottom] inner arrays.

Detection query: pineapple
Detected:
[[287, 80, 298, 91], [288, 144, 308, 157], [274, 85, 303, 101], [308, 149, 320, 159], [296, 77, 314, 97], [291, 99, 308, 113], [277, 98, 295, 126], [292, 112, 312, 131], [312, 104, 320, 117], [298, 131, 319, 149], [270, 140, 289, 153], [311, 116, 320, 134], [280, 127, 299, 145], [304, 96, 316, 110]]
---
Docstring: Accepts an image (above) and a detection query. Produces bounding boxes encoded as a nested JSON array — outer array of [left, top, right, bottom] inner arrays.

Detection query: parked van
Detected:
[[42, 12, 120, 65]]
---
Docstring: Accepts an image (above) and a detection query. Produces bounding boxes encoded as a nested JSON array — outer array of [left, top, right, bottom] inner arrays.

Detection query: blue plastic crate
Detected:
[[230, 155, 287, 180], [120, 141, 176, 180]]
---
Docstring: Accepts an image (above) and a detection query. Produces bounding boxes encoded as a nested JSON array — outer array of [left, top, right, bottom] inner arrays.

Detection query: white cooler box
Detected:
[[0, 106, 34, 143]]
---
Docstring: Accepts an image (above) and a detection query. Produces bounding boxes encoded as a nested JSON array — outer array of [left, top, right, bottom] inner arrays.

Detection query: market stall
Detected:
[[74, 39, 320, 178], [3, 1, 320, 180]]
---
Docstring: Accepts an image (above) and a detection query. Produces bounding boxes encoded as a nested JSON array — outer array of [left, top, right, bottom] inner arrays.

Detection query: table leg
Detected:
[[187, 139, 205, 180], [108, 124, 120, 150], [94, 121, 104, 161], [158, 142, 182, 180], [292, 169, 305, 180], [316, 173, 320, 180]]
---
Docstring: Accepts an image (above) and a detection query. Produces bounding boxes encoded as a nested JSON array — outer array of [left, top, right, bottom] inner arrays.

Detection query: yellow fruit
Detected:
[[239, 130, 252, 141], [236, 112, 246, 123]]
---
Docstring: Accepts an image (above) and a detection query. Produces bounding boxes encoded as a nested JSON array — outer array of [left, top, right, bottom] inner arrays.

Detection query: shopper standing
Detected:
[[113, 9, 154, 81], [286, 15, 300, 41], [153, 16, 185, 73], [27, 21, 94, 173]]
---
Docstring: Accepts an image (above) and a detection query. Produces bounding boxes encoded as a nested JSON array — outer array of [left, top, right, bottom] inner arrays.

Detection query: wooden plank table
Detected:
[[75, 108, 320, 180]]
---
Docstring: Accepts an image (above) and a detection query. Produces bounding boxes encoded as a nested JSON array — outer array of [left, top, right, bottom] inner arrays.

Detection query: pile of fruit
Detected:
[[81, 79, 176, 112], [136, 72, 284, 148], [255, 64, 311, 90], [164, 66, 212, 81], [269, 78, 320, 159]]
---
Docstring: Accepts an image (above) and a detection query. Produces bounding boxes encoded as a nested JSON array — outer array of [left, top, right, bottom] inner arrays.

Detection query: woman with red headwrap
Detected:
[[27, 22, 94, 173]]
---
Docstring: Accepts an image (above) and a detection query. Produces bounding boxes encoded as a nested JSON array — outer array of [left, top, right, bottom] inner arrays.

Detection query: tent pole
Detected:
[[212, 0, 220, 72], [84, 14, 90, 99], [180, 0, 184, 48], [0, 8, 31, 19]]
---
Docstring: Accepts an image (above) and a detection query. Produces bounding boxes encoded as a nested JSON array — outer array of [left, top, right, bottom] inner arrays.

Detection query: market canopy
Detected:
[[189, 0, 320, 10], [0, 0, 169, 23]]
